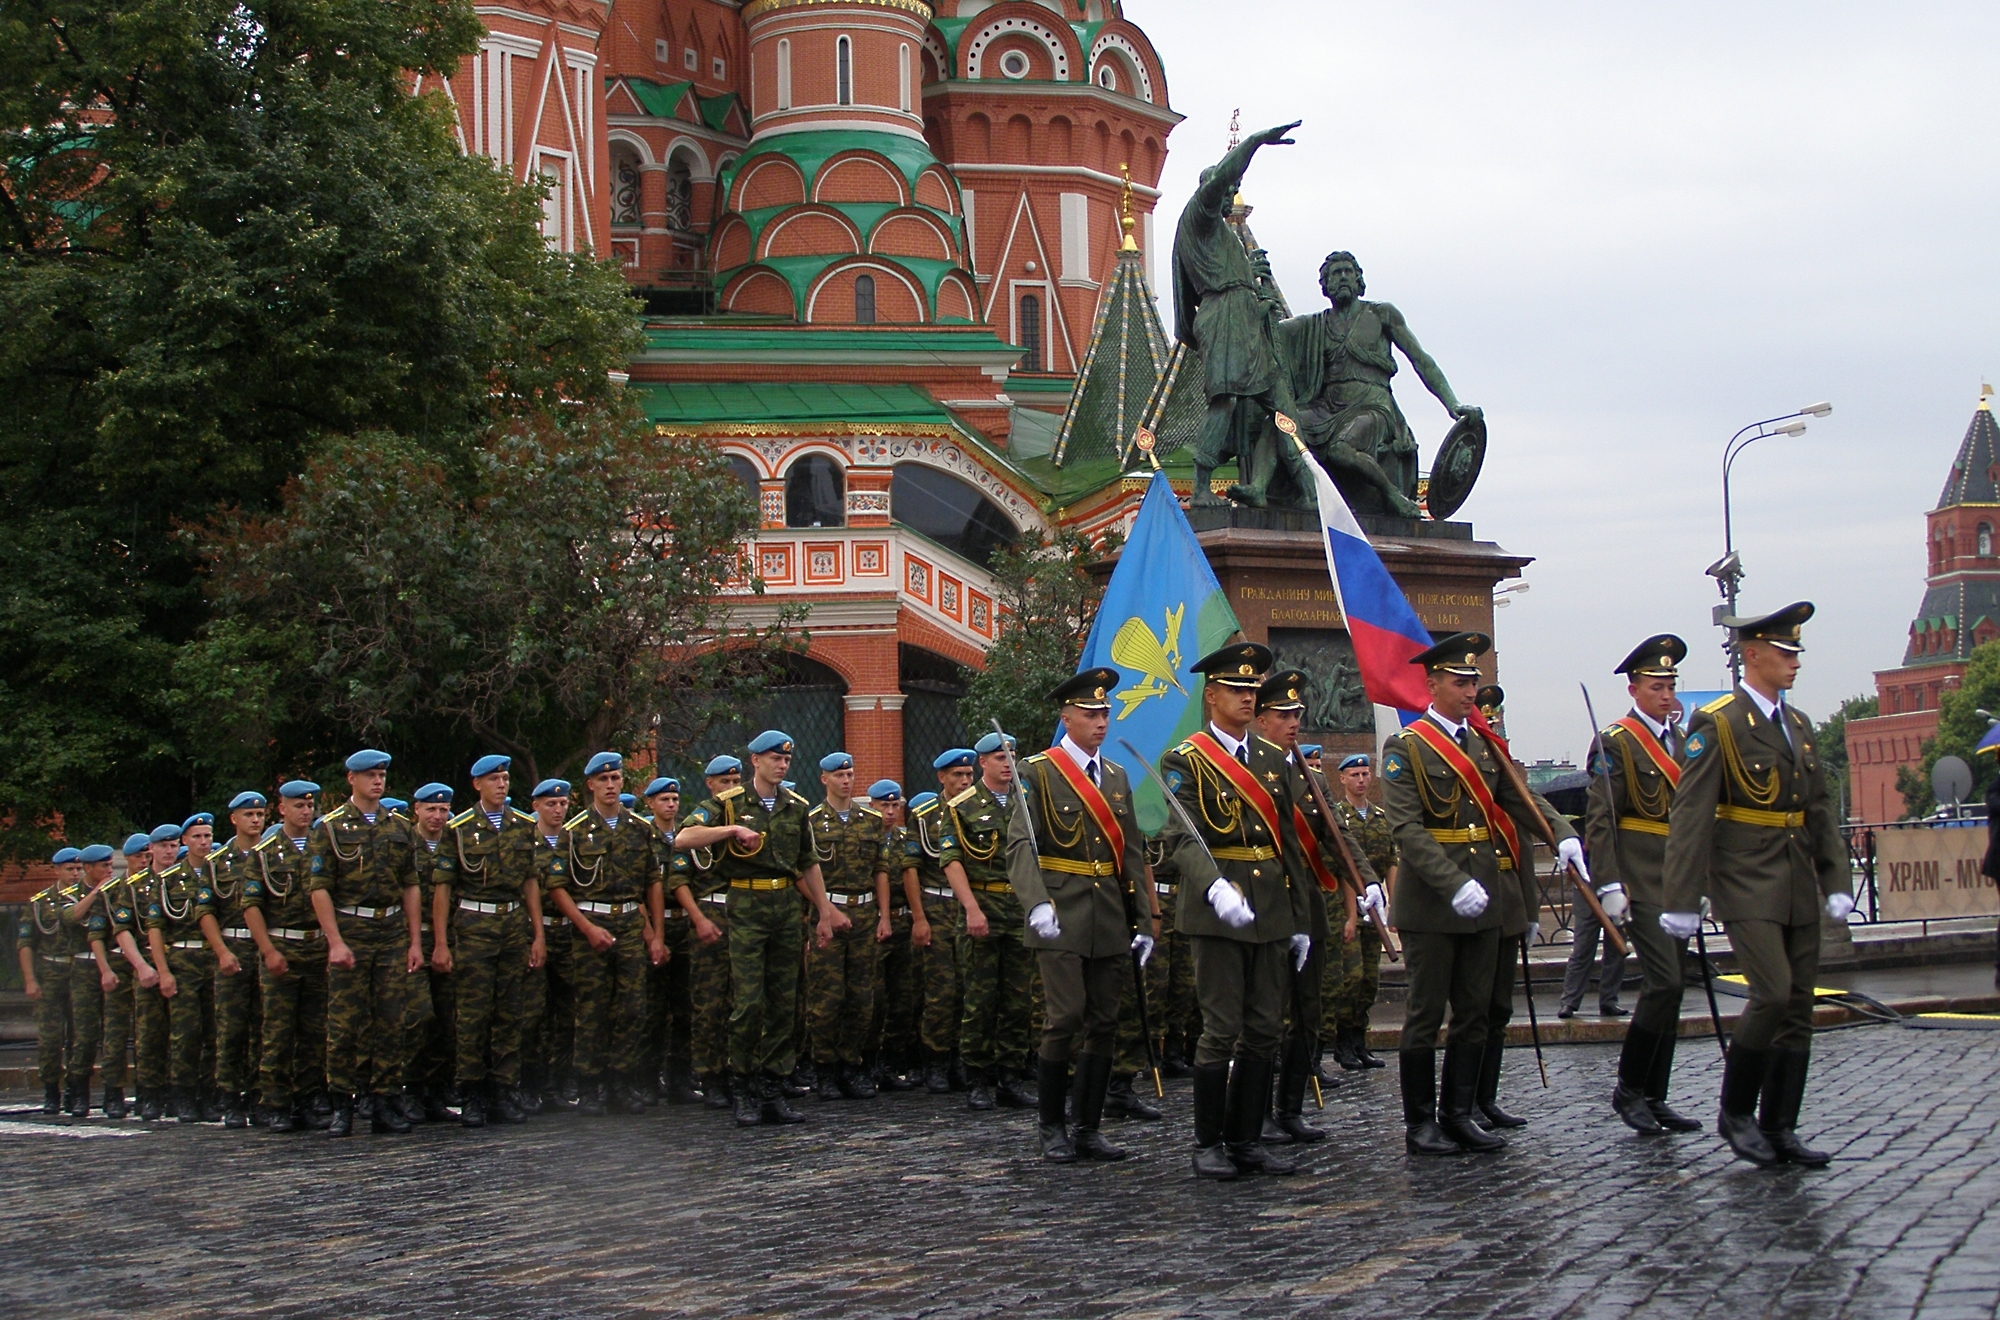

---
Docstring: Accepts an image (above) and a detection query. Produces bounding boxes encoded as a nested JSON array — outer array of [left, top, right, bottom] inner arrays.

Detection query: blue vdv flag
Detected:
[[1076, 471, 1243, 834]]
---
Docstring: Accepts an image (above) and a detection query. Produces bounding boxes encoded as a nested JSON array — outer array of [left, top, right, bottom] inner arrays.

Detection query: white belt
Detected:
[[922, 887, 955, 900], [223, 927, 254, 941], [72, 952, 97, 962], [169, 939, 207, 950], [267, 928, 315, 941], [541, 914, 569, 927], [827, 892, 874, 906], [699, 892, 728, 907], [40, 952, 70, 963], [574, 900, 639, 915], [457, 899, 519, 915], [1154, 883, 1176, 897], [336, 904, 400, 919]]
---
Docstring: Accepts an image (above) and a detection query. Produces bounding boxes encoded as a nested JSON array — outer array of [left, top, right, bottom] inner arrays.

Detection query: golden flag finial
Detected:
[[1118, 163, 1138, 252]]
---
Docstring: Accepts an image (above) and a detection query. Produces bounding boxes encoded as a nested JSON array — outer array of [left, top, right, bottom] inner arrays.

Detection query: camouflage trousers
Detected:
[[101, 966, 140, 1089], [325, 922, 409, 1096], [915, 897, 962, 1054], [213, 938, 261, 1094], [806, 900, 881, 1066], [521, 919, 574, 1086], [570, 907, 648, 1079], [163, 947, 217, 1093], [686, 899, 732, 1075], [257, 940, 328, 1109], [398, 928, 451, 1095], [68, 960, 105, 1089], [451, 909, 527, 1086], [956, 902, 1033, 1076], [872, 905, 917, 1066], [135, 965, 170, 1090], [645, 911, 695, 1081], [1114, 935, 1170, 1075], [34, 957, 73, 1088], [1332, 925, 1383, 1035], [727, 888, 804, 1078]]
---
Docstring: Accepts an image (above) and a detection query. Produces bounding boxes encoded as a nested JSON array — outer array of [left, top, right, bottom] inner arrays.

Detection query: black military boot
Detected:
[[1190, 1061, 1238, 1180], [1476, 1038, 1528, 1130], [102, 1086, 128, 1120], [1760, 1049, 1832, 1167], [199, 1089, 224, 1123], [1226, 1054, 1298, 1174], [760, 1072, 807, 1125], [668, 1059, 703, 1105], [264, 1101, 296, 1133], [614, 1073, 648, 1115], [327, 1094, 356, 1137], [575, 1076, 608, 1118], [1717, 1046, 1779, 1167], [1273, 1040, 1326, 1143], [817, 1063, 844, 1102], [138, 1087, 165, 1122], [1645, 1031, 1701, 1131], [395, 1089, 426, 1126], [1161, 1036, 1191, 1080], [967, 1066, 996, 1111], [702, 1072, 733, 1111], [1261, 1061, 1295, 1146], [174, 1086, 202, 1124], [309, 1091, 336, 1129], [844, 1060, 879, 1100], [41, 1081, 62, 1115], [923, 1049, 951, 1093], [223, 1092, 250, 1129], [731, 1073, 762, 1128], [878, 1049, 916, 1092], [1354, 1028, 1387, 1069], [1332, 1030, 1364, 1072], [1071, 1054, 1129, 1161], [1037, 1056, 1076, 1163], [1438, 1044, 1505, 1152], [498, 1082, 529, 1125], [1612, 1026, 1667, 1134], [421, 1084, 455, 1124], [460, 1083, 488, 1128], [1105, 1072, 1162, 1121], [947, 1052, 970, 1092], [785, 1060, 814, 1097], [1400, 1048, 1460, 1156], [996, 1066, 1035, 1109], [371, 1092, 412, 1134]]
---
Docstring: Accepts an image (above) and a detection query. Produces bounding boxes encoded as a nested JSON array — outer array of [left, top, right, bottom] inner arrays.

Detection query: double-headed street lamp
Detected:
[[1706, 402, 1833, 682]]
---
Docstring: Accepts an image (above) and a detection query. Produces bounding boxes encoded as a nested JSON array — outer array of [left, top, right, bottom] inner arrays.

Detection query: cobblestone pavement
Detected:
[[2, 1026, 1997, 1319]]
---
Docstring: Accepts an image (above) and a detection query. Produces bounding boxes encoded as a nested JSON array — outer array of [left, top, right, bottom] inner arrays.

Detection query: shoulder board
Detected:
[[783, 787, 810, 807], [384, 808, 410, 822], [1600, 723, 1626, 739], [1252, 735, 1283, 754], [1171, 740, 1195, 756], [562, 811, 592, 831], [30, 886, 51, 904], [1700, 694, 1735, 714], [857, 804, 883, 820], [447, 808, 479, 829], [508, 806, 536, 824], [1023, 752, 1051, 765], [913, 799, 941, 818], [161, 863, 184, 878], [947, 787, 978, 808], [715, 785, 745, 802], [322, 803, 354, 823]]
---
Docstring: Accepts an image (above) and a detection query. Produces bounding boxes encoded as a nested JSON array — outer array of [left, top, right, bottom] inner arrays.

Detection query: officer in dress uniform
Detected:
[[1661, 603, 1850, 1168], [1160, 642, 1315, 1180], [1008, 668, 1150, 1163], [1588, 634, 1704, 1136], [1381, 632, 1584, 1156]]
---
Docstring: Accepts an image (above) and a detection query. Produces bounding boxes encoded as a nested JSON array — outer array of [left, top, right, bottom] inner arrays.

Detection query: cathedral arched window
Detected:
[[891, 465, 1020, 569], [786, 455, 845, 528], [854, 274, 876, 325], [725, 455, 760, 509], [610, 143, 641, 225], [777, 39, 792, 111], [837, 36, 853, 106], [665, 151, 693, 233], [1018, 293, 1043, 372]]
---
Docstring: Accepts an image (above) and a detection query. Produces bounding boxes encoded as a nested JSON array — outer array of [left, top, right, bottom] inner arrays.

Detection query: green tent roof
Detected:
[[635, 381, 956, 427]]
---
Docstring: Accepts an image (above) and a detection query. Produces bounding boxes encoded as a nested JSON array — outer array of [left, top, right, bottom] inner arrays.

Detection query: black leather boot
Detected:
[[199, 1088, 224, 1123], [783, 1062, 813, 1098], [1717, 1045, 1779, 1167], [575, 1076, 608, 1117], [1761, 1049, 1831, 1167], [1105, 1072, 1162, 1121], [223, 1092, 250, 1129], [102, 1086, 128, 1120], [265, 1102, 296, 1132], [1401, 1049, 1459, 1155], [843, 1060, 879, 1100], [309, 1091, 335, 1128], [42, 1081, 62, 1115], [1226, 1054, 1299, 1174], [1273, 1041, 1326, 1143], [1354, 1029, 1387, 1069], [1476, 1038, 1527, 1129], [1332, 1030, 1364, 1071], [460, 1083, 488, 1128], [922, 1049, 950, 1093], [372, 1092, 411, 1134], [668, 1060, 703, 1105], [1037, 1056, 1076, 1162], [495, 1082, 528, 1125], [818, 1063, 845, 1102], [138, 1087, 165, 1122], [996, 1066, 1035, 1109], [760, 1072, 807, 1125], [395, 1089, 426, 1126], [1161, 1036, 1191, 1079], [174, 1085, 201, 1124], [1646, 1031, 1701, 1131], [732, 1072, 761, 1127], [702, 1072, 733, 1111], [1071, 1054, 1128, 1160], [1190, 1061, 1238, 1179], [1438, 1044, 1505, 1152], [947, 1052, 969, 1092], [327, 1093, 355, 1137], [614, 1073, 648, 1115], [1612, 1026, 1667, 1134], [878, 1049, 916, 1092], [967, 1066, 996, 1111]]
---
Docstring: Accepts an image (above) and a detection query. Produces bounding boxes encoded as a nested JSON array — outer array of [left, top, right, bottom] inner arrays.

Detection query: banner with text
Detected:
[[1872, 825, 1999, 921]]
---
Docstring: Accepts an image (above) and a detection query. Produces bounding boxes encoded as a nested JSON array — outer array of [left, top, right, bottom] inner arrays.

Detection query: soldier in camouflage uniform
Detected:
[[544, 752, 668, 1117], [307, 749, 426, 1137], [18, 847, 83, 1114], [910, 749, 976, 1092], [866, 781, 919, 1091], [148, 817, 226, 1123], [675, 730, 847, 1126], [803, 752, 891, 1101], [643, 776, 697, 1105], [669, 757, 741, 1110], [124, 828, 181, 1120], [1327, 752, 1393, 1071], [1147, 837, 1199, 1077], [432, 757, 545, 1128], [205, 792, 269, 1128], [101, 834, 164, 1119], [244, 780, 329, 1130], [942, 731, 1036, 1112], [64, 846, 121, 1116], [401, 784, 459, 1124], [518, 778, 575, 1112]]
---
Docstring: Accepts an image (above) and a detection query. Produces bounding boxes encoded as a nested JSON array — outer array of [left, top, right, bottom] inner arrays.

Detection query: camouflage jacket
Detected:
[[150, 855, 218, 945], [433, 805, 538, 905], [304, 802, 422, 915], [1331, 799, 1397, 886], [243, 829, 320, 936], [550, 806, 662, 904], [939, 783, 1019, 892], [204, 837, 261, 932], [806, 802, 887, 897], [679, 786, 815, 886]]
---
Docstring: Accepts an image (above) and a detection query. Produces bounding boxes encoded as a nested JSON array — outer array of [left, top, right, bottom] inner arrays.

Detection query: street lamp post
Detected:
[[1707, 402, 1832, 683]]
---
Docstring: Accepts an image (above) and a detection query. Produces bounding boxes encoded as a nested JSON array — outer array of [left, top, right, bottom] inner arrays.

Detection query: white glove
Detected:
[[1826, 891, 1855, 921], [1289, 933, 1312, 970], [1557, 836, 1589, 884], [1131, 932, 1155, 966], [1207, 878, 1256, 928], [1028, 903, 1060, 940], [1361, 882, 1387, 916], [1596, 883, 1629, 924], [1660, 911, 1701, 940], [1451, 879, 1488, 918]]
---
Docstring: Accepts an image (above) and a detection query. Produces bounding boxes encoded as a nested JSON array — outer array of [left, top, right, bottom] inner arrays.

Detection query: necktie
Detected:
[[1236, 745, 1249, 767], [1086, 759, 1099, 786]]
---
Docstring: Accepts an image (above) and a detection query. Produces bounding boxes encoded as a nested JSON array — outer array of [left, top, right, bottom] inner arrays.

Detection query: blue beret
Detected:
[[470, 754, 511, 778], [52, 846, 81, 864], [279, 779, 319, 799], [584, 751, 622, 778], [781, 781, 796, 792], [123, 833, 152, 856], [345, 748, 392, 772], [819, 751, 853, 772], [149, 824, 182, 844], [704, 755, 742, 777], [228, 791, 267, 811], [619, 793, 636, 808], [379, 798, 408, 812], [78, 844, 114, 864], [747, 730, 794, 755], [177, 846, 187, 859], [1338, 753, 1371, 771], [413, 783, 454, 804], [643, 777, 679, 798], [868, 779, 902, 801], [910, 792, 939, 809], [182, 813, 214, 831], [1297, 745, 1321, 758], [531, 778, 570, 800], [974, 731, 1015, 756], [932, 748, 975, 771]]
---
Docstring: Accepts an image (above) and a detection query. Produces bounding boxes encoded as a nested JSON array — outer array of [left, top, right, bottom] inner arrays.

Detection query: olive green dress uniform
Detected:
[[943, 782, 1036, 1093], [116, 867, 172, 1112], [520, 826, 576, 1104], [149, 857, 220, 1108], [305, 804, 422, 1103], [678, 785, 817, 1084], [803, 801, 888, 1078], [19, 883, 79, 1105], [434, 805, 538, 1095], [905, 795, 963, 1081], [206, 837, 264, 1113], [1327, 797, 1394, 1051], [548, 806, 662, 1099], [669, 842, 733, 1097], [244, 828, 328, 1121]]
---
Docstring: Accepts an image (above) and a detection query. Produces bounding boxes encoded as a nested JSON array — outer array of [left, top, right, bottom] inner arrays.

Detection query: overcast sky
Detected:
[[1137, 0, 2000, 762]]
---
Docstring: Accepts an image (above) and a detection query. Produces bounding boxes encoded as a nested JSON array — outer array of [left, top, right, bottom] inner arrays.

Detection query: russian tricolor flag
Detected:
[[1303, 455, 1434, 726]]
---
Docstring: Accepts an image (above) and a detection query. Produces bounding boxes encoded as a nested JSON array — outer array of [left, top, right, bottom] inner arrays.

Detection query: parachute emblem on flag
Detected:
[[1110, 603, 1187, 719]]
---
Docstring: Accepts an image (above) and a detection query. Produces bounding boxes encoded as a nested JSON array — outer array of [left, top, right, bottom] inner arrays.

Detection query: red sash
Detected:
[[1291, 804, 1340, 893], [1612, 717, 1682, 788], [1405, 719, 1523, 868], [1184, 732, 1284, 843], [1044, 745, 1126, 864]]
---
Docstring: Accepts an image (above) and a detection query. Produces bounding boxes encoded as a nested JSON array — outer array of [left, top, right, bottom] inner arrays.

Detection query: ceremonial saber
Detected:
[[1694, 926, 1728, 1058], [1519, 934, 1549, 1088], [1132, 943, 1165, 1099], [1577, 685, 1634, 962], [1485, 730, 1629, 958]]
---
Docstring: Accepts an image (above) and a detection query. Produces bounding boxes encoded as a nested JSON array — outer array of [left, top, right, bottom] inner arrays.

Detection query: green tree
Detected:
[[1813, 693, 1876, 822], [960, 529, 1117, 753], [1895, 640, 2000, 818], [0, 0, 640, 853]]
